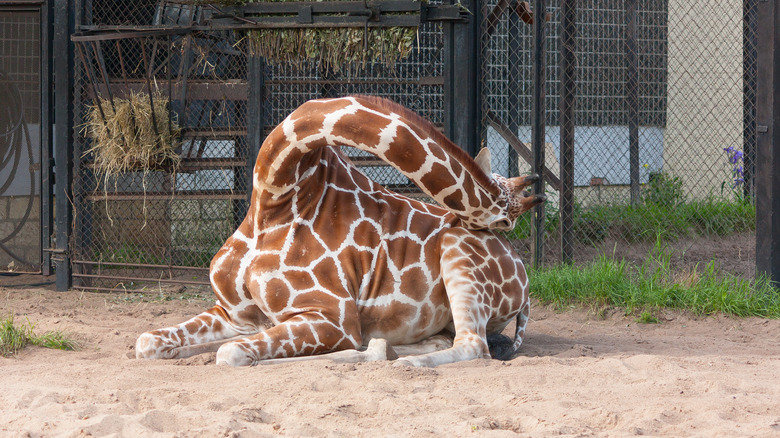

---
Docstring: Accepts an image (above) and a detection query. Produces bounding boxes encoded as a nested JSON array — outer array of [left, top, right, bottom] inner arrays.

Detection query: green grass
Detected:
[[1, 315, 79, 357], [110, 290, 212, 304], [507, 197, 756, 245], [528, 242, 780, 319], [636, 311, 659, 324]]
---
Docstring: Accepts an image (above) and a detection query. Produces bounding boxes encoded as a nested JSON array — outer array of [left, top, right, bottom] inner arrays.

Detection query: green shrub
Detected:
[[644, 172, 685, 207]]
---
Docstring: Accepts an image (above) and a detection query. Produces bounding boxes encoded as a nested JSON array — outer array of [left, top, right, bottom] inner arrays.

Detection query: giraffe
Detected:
[[135, 95, 546, 367]]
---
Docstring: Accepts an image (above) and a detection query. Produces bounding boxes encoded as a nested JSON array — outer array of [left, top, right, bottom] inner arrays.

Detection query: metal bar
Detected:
[[265, 78, 441, 86], [225, 0, 420, 15], [167, 35, 173, 139], [177, 33, 194, 129], [179, 128, 247, 138], [91, 40, 131, 149], [140, 37, 162, 144], [73, 260, 208, 271], [484, 0, 509, 38], [559, 0, 576, 265], [443, 0, 480, 157], [625, 0, 639, 206], [54, 0, 74, 290], [247, 54, 265, 206], [208, 16, 420, 29], [88, 81, 250, 103], [755, 0, 780, 284], [0, 0, 46, 6], [74, 43, 109, 126], [71, 28, 190, 42], [85, 191, 246, 201], [41, 0, 53, 276], [743, 0, 757, 200], [507, 0, 521, 177], [115, 40, 129, 88], [74, 284, 210, 293], [72, 273, 209, 286], [484, 110, 561, 191], [92, 41, 116, 113], [82, 158, 246, 170], [530, 0, 547, 269]]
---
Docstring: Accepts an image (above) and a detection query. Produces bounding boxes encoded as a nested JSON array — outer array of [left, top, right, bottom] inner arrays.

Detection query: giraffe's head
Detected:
[[474, 148, 547, 231]]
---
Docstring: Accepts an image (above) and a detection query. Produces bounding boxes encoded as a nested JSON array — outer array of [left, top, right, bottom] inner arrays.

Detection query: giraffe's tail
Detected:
[[487, 304, 530, 361]]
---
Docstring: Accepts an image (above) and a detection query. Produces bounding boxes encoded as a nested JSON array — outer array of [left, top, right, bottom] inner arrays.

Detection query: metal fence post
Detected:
[[559, 0, 575, 265], [744, 0, 758, 201], [246, 53, 265, 208], [54, 0, 75, 291], [443, 0, 481, 157], [41, 0, 54, 276], [507, 0, 521, 177], [531, 0, 547, 268], [625, 0, 640, 206], [756, 0, 780, 284]]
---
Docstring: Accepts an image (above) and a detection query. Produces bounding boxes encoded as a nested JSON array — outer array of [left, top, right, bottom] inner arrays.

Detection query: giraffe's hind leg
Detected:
[[135, 304, 264, 360]]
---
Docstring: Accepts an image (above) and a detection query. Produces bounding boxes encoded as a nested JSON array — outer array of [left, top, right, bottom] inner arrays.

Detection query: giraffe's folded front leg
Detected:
[[216, 312, 362, 366], [135, 305, 259, 360], [392, 229, 528, 367]]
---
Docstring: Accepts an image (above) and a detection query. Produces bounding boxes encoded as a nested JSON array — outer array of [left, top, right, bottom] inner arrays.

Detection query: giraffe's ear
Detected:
[[474, 148, 492, 175]]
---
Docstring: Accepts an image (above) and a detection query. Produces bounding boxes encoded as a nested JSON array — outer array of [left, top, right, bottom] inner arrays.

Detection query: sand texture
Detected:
[[2, 287, 780, 437]]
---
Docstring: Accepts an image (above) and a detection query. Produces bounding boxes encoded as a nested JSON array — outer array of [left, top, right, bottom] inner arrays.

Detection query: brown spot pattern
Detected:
[[137, 96, 532, 368]]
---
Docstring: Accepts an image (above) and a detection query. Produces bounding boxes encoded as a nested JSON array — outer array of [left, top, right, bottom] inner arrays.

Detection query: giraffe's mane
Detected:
[[350, 95, 501, 196]]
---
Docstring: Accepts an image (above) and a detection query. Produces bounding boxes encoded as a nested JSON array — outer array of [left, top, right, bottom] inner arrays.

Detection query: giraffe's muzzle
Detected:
[[488, 217, 515, 231]]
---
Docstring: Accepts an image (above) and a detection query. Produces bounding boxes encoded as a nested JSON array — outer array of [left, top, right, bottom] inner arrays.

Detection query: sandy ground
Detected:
[[1, 287, 780, 438]]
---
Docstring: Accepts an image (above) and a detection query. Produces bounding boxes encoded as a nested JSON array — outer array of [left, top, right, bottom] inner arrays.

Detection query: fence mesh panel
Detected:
[[481, 0, 756, 278], [71, 0, 758, 290], [71, 1, 443, 290]]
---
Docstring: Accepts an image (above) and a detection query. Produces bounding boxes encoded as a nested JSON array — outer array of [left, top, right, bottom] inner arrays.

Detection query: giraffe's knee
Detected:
[[216, 342, 256, 367], [135, 332, 177, 360]]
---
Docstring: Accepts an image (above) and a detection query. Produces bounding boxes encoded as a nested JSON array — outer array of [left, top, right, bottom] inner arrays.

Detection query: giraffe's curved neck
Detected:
[[253, 96, 508, 229]]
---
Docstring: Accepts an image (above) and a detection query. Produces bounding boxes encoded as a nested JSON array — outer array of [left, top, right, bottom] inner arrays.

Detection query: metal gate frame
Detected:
[[0, 0, 54, 276]]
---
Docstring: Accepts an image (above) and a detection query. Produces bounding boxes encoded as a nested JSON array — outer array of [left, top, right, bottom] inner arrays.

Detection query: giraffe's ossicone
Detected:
[[135, 96, 546, 367]]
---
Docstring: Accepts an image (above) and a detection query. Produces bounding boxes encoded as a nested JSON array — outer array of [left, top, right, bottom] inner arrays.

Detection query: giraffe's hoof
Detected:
[[135, 333, 156, 359], [135, 332, 178, 359], [365, 338, 399, 361], [216, 342, 256, 366]]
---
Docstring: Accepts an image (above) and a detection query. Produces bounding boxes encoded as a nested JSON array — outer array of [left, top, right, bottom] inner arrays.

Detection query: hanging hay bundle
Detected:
[[244, 2, 419, 70], [83, 91, 181, 178]]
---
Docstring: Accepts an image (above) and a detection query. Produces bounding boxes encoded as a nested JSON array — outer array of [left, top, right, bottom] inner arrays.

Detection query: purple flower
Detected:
[[724, 147, 746, 189]]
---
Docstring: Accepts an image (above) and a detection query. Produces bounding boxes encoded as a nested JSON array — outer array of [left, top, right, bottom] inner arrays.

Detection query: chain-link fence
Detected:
[[482, 0, 756, 278], [70, 0, 758, 291], [70, 1, 444, 291]]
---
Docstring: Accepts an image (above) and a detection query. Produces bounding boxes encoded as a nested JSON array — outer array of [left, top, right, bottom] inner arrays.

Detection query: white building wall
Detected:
[[664, 0, 744, 199]]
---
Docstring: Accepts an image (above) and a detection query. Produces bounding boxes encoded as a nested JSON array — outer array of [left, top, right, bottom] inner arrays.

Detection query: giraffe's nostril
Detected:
[[489, 218, 514, 231]]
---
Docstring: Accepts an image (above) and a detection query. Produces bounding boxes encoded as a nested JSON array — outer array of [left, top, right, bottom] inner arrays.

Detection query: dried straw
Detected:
[[243, 1, 419, 70], [83, 91, 181, 177], [83, 91, 181, 228]]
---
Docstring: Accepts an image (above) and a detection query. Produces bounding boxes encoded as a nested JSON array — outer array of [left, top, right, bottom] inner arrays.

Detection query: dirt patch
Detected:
[[2, 287, 779, 437]]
